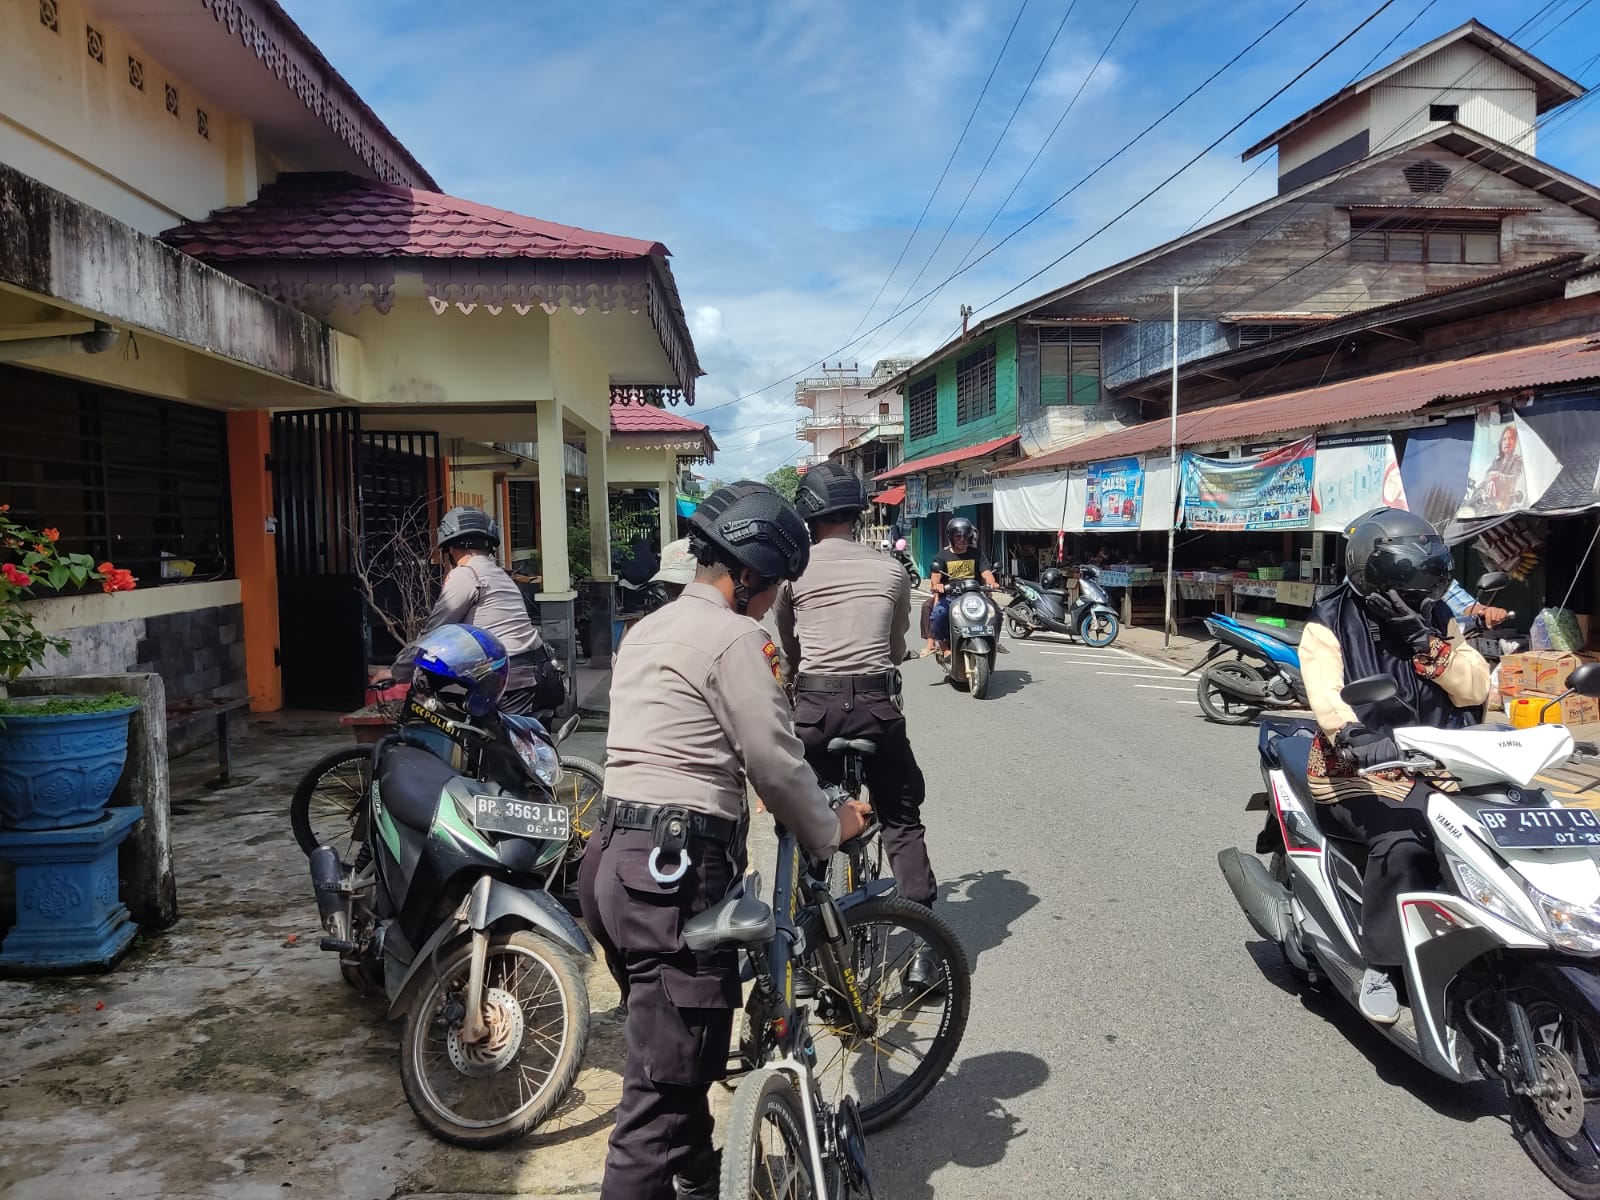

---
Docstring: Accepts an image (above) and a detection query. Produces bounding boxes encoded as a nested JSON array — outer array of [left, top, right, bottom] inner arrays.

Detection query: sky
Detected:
[[281, 0, 1600, 481]]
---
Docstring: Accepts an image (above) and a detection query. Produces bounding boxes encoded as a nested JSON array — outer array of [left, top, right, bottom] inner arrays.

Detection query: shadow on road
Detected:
[[873, 1050, 1050, 1199], [985, 666, 1035, 699], [1241, 939, 1506, 1125], [938, 869, 1040, 964]]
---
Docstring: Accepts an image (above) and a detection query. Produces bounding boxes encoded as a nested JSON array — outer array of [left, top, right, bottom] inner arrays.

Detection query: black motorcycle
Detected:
[[891, 547, 921, 589], [1003, 566, 1120, 647], [939, 578, 1002, 699], [307, 719, 593, 1148]]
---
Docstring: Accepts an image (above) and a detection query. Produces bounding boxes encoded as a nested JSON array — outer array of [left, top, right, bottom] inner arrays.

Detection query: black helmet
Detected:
[[436, 506, 500, 551], [793, 462, 867, 525], [1039, 567, 1066, 590], [689, 482, 811, 583], [945, 516, 976, 545], [1343, 507, 1453, 603]]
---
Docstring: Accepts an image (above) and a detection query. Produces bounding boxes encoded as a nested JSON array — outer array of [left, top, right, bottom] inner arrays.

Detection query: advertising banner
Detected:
[[903, 475, 926, 520], [1311, 434, 1408, 531], [1456, 408, 1561, 520], [1181, 437, 1315, 530], [1084, 456, 1144, 529]]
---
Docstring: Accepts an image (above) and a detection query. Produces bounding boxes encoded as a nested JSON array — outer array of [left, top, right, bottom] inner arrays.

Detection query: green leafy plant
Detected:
[[0, 507, 136, 680], [0, 692, 137, 717]]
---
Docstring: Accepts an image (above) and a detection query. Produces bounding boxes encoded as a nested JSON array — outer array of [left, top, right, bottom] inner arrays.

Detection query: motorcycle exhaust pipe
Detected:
[[1217, 848, 1292, 944], [309, 844, 350, 941], [1207, 669, 1272, 702]]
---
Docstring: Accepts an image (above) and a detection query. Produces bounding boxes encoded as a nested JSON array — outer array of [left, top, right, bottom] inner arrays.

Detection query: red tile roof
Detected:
[[610, 404, 709, 434], [162, 172, 669, 261], [996, 335, 1600, 474], [874, 435, 1020, 482]]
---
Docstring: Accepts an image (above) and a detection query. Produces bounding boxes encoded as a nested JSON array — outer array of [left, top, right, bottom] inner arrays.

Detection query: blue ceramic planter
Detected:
[[0, 699, 138, 830]]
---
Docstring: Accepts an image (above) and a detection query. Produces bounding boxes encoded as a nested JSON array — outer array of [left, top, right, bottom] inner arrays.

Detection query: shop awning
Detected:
[[871, 485, 906, 506], [994, 335, 1600, 476], [874, 434, 1020, 482]]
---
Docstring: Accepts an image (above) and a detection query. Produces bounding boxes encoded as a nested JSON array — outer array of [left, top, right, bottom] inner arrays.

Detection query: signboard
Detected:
[[1084, 456, 1144, 529], [924, 476, 957, 513], [1311, 434, 1407, 531], [1181, 437, 1315, 530], [1457, 409, 1561, 519], [903, 475, 927, 520], [954, 469, 993, 506]]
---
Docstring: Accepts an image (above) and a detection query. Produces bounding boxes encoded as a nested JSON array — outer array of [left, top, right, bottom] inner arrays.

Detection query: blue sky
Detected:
[[281, 1, 1600, 479]]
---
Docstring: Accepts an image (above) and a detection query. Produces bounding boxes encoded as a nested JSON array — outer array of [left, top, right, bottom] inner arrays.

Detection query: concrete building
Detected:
[[794, 359, 911, 468]]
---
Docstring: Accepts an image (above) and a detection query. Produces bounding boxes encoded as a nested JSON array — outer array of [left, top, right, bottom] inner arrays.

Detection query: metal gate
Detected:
[[270, 410, 442, 711]]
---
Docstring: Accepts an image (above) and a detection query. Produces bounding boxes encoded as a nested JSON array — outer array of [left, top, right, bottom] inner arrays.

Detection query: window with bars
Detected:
[[1040, 328, 1101, 406], [1350, 215, 1500, 264], [0, 367, 232, 584], [955, 343, 996, 425], [908, 376, 938, 441], [508, 480, 536, 554]]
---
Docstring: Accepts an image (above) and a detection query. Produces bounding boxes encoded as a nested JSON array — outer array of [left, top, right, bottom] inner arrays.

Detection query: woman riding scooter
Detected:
[[1301, 507, 1490, 1024]]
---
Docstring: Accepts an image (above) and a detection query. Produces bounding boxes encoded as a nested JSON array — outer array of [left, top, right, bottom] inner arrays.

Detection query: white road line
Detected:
[[1095, 671, 1187, 679], [1135, 684, 1197, 692], [1170, 699, 1201, 705]]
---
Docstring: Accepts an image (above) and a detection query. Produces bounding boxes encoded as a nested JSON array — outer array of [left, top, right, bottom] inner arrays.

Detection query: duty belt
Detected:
[[793, 670, 900, 694], [602, 799, 738, 846]]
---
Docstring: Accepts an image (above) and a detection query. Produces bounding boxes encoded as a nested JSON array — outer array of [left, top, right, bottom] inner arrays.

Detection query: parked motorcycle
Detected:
[[938, 578, 1001, 699], [616, 576, 668, 615], [1189, 614, 1306, 725], [1004, 566, 1120, 647], [307, 718, 593, 1148], [1218, 663, 1600, 1199], [892, 546, 921, 589]]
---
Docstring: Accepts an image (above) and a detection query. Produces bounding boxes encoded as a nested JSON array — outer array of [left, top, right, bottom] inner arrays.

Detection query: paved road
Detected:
[[864, 630, 1561, 1200]]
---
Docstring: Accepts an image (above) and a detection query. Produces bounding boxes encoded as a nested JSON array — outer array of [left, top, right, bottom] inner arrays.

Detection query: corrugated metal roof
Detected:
[[997, 334, 1600, 475], [874, 435, 1020, 482]]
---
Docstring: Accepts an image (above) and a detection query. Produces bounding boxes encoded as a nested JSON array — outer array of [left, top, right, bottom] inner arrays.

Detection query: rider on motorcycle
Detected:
[[1301, 507, 1490, 1024], [928, 516, 998, 658]]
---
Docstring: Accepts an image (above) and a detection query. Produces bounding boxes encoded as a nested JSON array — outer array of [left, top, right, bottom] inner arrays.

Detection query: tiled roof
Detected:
[[162, 172, 668, 262], [610, 404, 709, 434], [873, 434, 1020, 482], [996, 334, 1600, 474]]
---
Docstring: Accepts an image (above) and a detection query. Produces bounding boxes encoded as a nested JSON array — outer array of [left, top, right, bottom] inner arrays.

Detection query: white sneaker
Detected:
[[1359, 968, 1400, 1024]]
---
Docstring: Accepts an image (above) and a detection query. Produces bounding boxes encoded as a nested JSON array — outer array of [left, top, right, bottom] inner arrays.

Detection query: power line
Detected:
[[840, 0, 1031, 347]]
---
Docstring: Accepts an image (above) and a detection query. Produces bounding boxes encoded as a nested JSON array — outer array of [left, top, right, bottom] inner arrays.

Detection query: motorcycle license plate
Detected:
[[471, 795, 570, 841], [1478, 806, 1600, 848]]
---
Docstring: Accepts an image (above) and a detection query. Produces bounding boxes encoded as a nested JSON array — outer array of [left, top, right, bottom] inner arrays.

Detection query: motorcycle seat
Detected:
[[376, 745, 458, 831], [1244, 619, 1302, 647], [1265, 726, 1320, 811], [682, 875, 776, 951], [828, 737, 876, 757]]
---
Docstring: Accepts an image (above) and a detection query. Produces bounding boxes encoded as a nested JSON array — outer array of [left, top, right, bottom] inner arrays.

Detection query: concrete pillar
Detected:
[[660, 475, 678, 548], [535, 398, 570, 596], [579, 418, 615, 665], [226, 411, 282, 712]]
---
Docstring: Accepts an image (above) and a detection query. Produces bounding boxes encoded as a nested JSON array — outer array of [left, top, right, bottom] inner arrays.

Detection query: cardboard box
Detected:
[[1523, 651, 1598, 694], [1510, 690, 1600, 728], [1498, 653, 1534, 692]]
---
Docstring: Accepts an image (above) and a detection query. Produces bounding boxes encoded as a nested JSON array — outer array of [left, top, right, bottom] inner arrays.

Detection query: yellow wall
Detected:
[[608, 444, 678, 487], [27, 578, 241, 634], [0, 0, 249, 233]]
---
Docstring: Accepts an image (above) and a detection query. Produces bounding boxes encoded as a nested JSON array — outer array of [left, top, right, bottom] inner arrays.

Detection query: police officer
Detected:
[[578, 482, 870, 1200], [774, 463, 940, 985]]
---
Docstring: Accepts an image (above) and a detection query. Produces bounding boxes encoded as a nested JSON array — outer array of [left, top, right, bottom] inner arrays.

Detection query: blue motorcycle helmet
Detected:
[[403, 624, 509, 716]]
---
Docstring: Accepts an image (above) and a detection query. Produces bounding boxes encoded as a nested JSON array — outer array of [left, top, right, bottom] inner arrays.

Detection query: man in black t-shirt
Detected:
[[929, 516, 997, 653]]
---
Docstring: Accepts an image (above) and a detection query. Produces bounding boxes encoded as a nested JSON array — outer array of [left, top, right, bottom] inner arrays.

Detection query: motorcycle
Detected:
[[1219, 663, 1600, 1199], [1188, 614, 1305, 725], [616, 576, 668, 615], [1004, 566, 1120, 647], [307, 713, 593, 1148], [937, 578, 1001, 699], [893, 547, 921, 589]]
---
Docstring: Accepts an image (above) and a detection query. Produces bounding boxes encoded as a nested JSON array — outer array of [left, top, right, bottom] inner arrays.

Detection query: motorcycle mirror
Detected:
[[1568, 662, 1600, 699], [1080, 566, 1099, 580], [555, 712, 581, 744], [1341, 674, 1399, 706], [1475, 571, 1511, 593]]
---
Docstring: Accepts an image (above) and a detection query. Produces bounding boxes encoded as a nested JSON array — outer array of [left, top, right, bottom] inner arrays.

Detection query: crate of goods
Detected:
[[1098, 569, 1132, 587], [1275, 581, 1315, 607], [1256, 567, 1286, 581]]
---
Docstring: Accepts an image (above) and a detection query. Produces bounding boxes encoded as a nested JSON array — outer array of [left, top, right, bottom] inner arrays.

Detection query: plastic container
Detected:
[[1509, 695, 1559, 729]]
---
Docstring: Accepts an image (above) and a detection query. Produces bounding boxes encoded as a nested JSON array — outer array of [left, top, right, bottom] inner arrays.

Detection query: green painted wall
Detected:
[[903, 324, 1019, 460]]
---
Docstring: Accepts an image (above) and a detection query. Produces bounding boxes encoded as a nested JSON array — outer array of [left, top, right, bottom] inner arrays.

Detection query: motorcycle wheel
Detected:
[[1506, 977, 1600, 1199], [1196, 662, 1264, 726], [1079, 610, 1119, 648], [1005, 607, 1035, 639], [968, 652, 991, 699], [290, 745, 371, 860], [399, 930, 589, 1148], [907, 567, 922, 589]]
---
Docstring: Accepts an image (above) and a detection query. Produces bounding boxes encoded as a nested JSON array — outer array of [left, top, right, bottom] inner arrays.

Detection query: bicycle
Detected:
[[823, 737, 885, 899], [694, 809, 969, 1197]]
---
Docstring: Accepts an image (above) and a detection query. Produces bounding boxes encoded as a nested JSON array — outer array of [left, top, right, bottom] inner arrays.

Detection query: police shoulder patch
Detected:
[[761, 638, 782, 682]]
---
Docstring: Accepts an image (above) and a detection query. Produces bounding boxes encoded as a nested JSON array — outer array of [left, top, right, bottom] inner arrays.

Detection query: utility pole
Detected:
[[1165, 286, 1179, 648]]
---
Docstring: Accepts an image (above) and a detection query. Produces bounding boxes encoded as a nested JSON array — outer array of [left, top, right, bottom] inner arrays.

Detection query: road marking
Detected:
[[1170, 699, 1201, 705], [1096, 671, 1187, 679], [1135, 684, 1196, 692]]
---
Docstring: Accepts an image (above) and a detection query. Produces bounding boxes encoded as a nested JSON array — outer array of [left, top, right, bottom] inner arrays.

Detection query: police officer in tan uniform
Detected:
[[775, 462, 941, 987], [578, 482, 870, 1200]]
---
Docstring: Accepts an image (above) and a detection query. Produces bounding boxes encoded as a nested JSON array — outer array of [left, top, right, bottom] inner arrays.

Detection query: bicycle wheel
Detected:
[[827, 832, 883, 898], [290, 745, 372, 859], [554, 756, 606, 865], [720, 1068, 820, 1200], [804, 896, 970, 1132]]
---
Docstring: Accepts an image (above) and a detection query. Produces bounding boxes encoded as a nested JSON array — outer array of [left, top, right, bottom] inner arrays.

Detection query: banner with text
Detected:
[[903, 475, 927, 520], [1311, 434, 1408, 531], [1181, 437, 1315, 530], [1084, 456, 1144, 529]]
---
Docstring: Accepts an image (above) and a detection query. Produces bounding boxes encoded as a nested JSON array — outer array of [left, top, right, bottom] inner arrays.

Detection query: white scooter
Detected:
[[1219, 664, 1600, 1199]]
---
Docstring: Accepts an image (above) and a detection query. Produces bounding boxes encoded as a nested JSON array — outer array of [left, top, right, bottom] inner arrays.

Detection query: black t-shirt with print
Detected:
[[931, 545, 992, 583]]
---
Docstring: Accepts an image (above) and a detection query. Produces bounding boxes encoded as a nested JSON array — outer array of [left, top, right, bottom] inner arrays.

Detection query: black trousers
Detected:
[[499, 659, 565, 715], [577, 816, 740, 1200], [1317, 789, 1439, 967], [792, 685, 937, 906]]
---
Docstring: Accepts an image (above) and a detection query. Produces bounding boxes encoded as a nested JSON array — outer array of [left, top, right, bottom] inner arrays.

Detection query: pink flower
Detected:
[[2, 563, 33, 588]]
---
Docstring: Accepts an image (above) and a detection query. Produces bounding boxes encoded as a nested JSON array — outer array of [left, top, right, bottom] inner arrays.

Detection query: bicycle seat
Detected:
[[683, 874, 776, 951], [827, 738, 877, 756]]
